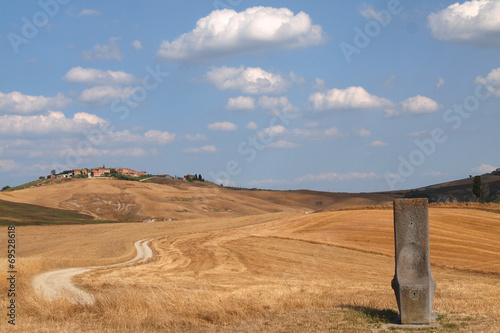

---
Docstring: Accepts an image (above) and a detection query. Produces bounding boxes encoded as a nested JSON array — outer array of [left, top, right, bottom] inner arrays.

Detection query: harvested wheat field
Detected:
[[0, 178, 398, 222], [0, 202, 499, 332]]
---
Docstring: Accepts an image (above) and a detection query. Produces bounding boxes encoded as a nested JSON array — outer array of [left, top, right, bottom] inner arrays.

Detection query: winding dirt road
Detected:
[[33, 237, 156, 305]]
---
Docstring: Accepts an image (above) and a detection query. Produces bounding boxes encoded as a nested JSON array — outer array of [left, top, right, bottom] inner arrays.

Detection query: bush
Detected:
[[2, 185, 11, 191]]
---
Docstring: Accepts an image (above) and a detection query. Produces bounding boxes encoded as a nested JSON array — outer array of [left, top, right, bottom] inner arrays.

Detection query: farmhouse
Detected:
[[114, 168, 147, 178], [90, 167, 111, 177]]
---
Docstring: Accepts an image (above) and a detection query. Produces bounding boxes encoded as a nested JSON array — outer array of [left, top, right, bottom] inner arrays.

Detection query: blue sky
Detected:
[[1, 0, 499, 192]]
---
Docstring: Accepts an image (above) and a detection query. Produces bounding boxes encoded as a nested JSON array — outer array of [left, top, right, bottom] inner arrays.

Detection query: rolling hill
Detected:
[[0, 177, 399, 223]]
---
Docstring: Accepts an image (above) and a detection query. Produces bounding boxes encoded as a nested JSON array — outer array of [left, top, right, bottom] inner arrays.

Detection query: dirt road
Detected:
[[32, 237, 156, 305]]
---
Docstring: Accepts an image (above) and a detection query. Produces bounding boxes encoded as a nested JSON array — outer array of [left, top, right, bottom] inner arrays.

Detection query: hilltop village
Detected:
[[43, 167, 205, 182], [46, 167, 148, 179]]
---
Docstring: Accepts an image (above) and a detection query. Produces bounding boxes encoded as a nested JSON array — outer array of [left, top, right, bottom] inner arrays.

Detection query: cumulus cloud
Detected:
[[207, 121, 238, 131], [474, 67, 500, 96], [78, 86, 138, 106], [157, 6, 326, 62], [78, 9, 101, 16], [246, 121, 258, 130], [309, 86, 394, 111], [226, 96, 256, 110], [0, 111, 106, 135], [81, 37, 124, 61], [144, 130, 176, 144], [184, 145, 217, 153], [0, 91, 71, 114], [207, 66, 289, 95], [261, 125, 287, 137], [63, 67, 138, 86], [428, 0, 500, 47], [131, 40, 143, 50], [293, 127, 341, 140], [258, 96, 297, 113], [472, 163, 498, 174], [386, 95, 441, 117], [266, 140, 298, 148], [369, 140, 389, 147]]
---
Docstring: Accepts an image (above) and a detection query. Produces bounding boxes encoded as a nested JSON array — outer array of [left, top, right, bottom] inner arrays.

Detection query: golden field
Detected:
[[0, 180, 499, 332]]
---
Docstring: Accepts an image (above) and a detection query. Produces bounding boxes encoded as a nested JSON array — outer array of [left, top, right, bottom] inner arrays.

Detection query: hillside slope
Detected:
[[0, 178, 399, 222], [403, 174, 500, 203]]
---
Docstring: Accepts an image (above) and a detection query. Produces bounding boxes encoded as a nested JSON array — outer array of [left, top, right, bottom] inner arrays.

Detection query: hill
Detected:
[[0, 199, 94, 226], [401, 173, 500, 203], [0, 177, 399, 224]]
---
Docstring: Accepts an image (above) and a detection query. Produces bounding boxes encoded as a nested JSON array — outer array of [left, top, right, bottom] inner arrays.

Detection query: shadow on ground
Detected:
[[341, 305, 400, 324]]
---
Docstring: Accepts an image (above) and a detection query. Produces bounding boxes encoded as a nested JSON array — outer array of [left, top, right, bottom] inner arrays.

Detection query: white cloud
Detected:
[[81, 37, 124, 61], [472, 163, 499, 174], [131, 40, 143, 50], [359, 4, 383, 20], [78, 86, 138, 106], [0, 160, 18, 171], [261, 125, 287, 136], [184, 145, 217, 153], [309, 86, 394, 111], [369, 140, 389, 147], [207, 66, 289, 95], [436, 77, 445, 90], [207, 121, 238, 131], [258, 96, 297, 113], [226, 96, 256, 110], [246, 121, 258, 130], [144, 130, 176, 144], [63, 67, 138, 85], [266, 140, 298, 148], [157, 6, 325, 62], [0, 91, 71, 114], [183, 133, 208, 141], [293, 127, 341, 140], [428, 0, 500, 47], [474, 67, 500, 96], [78, 9, 101, 16], [312, 78, 326, 91], [296, 171, 379, 183], [0, 111, 106, 135], [386, 95, 441, 117], [400, 95, 441, 114], [354, 128, 371, 137]]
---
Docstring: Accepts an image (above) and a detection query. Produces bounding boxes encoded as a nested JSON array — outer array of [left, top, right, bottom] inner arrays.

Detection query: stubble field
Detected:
[[0, 204, 499, 332]]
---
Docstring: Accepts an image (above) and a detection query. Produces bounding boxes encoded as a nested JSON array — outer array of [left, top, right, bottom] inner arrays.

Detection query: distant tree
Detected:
[[198, 174, 203, 181], [51, 169, 56, 175], [473, 176, 481, 199], [2, 185, 10, 191]]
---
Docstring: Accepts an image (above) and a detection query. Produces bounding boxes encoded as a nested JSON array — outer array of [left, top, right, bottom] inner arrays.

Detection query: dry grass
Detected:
[[0, 178, 399, 222], [0, 207, 499, 332]]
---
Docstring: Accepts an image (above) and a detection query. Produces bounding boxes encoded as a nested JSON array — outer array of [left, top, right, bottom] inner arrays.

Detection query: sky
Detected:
[[0, 0, 499, 192]]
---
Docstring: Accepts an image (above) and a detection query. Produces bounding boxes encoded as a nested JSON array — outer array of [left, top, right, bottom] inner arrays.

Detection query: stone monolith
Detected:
[[391, 198, 436, 324]]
